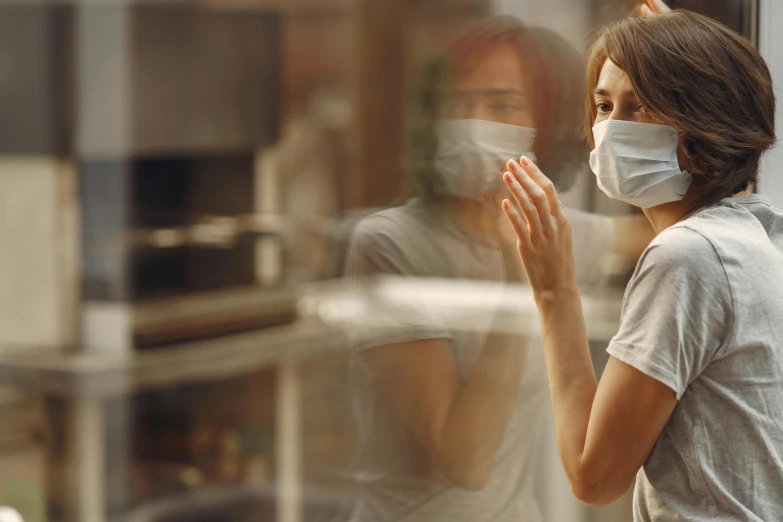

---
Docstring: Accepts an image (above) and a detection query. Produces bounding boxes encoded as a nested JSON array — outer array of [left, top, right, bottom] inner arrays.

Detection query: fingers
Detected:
[[513, 156, 566, 223], [502, 199, 532, 251], [649, 0, 671, 13], [503, 170, 542, 237], [641, 0, 670, 15]]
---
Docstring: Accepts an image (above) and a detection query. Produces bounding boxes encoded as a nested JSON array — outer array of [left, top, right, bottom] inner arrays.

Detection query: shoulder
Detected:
[[346, 206, 430, 277], [350, 206, 424, 251], [639, 222, 720, 273], [629, 223, 729, 298]]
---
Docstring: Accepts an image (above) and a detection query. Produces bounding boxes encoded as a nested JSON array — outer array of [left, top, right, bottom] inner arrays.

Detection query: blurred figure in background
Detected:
[[343, 15, 652, 522]]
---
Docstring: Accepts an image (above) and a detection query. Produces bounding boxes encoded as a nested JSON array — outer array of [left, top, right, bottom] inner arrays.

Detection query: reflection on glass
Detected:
[[342, 15, 629, 522], [0, 1, 724, 521]]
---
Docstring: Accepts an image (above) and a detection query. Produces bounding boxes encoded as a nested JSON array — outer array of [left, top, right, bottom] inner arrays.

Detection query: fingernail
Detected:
[[502, 199, 511, 210], [508, 160, 520, 172], [503, 172, 515, 184], [520, 156, 531, 167]]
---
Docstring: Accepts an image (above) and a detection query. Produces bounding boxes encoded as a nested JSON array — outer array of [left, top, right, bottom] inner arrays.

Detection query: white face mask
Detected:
[[434, 119, 536, 201], [589, 119, 692, 208]]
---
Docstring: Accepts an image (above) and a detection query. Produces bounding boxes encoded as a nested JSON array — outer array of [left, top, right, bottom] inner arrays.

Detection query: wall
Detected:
[[759, 0, 783, 207], [0, 161, 79, 349]]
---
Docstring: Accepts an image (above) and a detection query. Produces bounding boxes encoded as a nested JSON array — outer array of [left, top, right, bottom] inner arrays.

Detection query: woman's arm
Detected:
[[345, 216, 526, 491], [501, 157, 676, 506], [536, 292, 676, 505], [361, 332, 525, 491]]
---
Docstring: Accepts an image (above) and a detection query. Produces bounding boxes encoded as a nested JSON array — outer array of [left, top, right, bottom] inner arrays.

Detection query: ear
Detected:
[[677, 136, 695, 172]]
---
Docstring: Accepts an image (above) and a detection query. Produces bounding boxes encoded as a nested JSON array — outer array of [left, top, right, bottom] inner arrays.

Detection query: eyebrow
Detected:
[[593, 88, 637, 98], [452, 89, 526, 96]]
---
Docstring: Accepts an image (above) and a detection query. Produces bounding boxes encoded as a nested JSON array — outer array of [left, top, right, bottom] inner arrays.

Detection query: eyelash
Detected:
[[595, 103, 648, 114], [492, 103, 522, 112]]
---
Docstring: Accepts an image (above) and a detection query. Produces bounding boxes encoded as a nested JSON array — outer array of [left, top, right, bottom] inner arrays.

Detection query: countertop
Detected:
[[0, 279, 624, 398]]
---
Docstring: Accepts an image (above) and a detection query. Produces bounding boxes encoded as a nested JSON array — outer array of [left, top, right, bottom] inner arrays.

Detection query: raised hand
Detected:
[[500, 157, 578, 302], [640, 0, 671, 16]]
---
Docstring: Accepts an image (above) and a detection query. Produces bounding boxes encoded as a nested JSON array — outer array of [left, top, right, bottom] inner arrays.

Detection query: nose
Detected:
[[607, 106, 634, 122], [607, 110, 626, 121], [465, 103, 491, 121]]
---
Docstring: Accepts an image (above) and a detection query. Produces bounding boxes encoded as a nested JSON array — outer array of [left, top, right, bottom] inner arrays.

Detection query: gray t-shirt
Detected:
[[344, 200, 618, 522], [606, 194, 783, 521], [345, 201, 548, 522]]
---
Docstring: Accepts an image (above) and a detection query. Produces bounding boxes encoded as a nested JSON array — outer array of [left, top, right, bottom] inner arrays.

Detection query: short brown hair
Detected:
[[412, 16, 586, 199], [586, 10, 776, 208]]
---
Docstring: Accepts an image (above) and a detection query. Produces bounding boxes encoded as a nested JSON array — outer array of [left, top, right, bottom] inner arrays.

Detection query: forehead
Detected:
[[595, 58, 634, 95], [454, 43, 525, 93]]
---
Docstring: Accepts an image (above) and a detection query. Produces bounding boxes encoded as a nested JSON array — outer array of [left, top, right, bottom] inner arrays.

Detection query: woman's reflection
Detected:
[[344, 15, 649, 522]]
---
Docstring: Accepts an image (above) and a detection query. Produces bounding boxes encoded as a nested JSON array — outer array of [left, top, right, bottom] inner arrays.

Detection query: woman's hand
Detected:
[[640, 0, 671, 16], [501, 156, 578, 302]]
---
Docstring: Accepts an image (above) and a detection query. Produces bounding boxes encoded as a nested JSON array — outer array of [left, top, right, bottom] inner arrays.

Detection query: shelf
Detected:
[[0, 279, 623, 398]]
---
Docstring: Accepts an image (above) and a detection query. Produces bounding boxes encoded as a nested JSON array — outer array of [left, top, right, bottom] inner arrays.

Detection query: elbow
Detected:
[[570, 480, 612, 508], [427, 434, 495, 491], [448, 473, 489, 492], [568, 469, 630, 508], [438, 461, 491, 492]]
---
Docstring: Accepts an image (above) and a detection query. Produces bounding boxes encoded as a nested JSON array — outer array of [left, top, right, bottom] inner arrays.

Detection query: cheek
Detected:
[[634, 112, 658, 124]]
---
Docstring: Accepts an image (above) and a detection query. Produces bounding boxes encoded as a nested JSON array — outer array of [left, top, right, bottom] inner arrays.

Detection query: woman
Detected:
[[501, 9, 783, 521], [344, 15, 645, 522]]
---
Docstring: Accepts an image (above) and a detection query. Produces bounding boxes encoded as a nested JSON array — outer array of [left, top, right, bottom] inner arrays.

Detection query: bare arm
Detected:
[[361, 331, 526, 491], [345, 214, 527, 490], [535, 292, 675, 505], [501, 157, 676, 505]]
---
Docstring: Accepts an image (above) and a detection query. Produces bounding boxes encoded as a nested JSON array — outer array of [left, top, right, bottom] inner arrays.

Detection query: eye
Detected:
[[443, 99, 469, 116], [491, 103, 522, 113], [596, 102, 612, 113], [636, 104, 648, 114]]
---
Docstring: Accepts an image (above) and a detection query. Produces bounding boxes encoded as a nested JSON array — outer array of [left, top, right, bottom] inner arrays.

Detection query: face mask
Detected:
[[434, 119, 536, 201], [589, 119, 692, 208]]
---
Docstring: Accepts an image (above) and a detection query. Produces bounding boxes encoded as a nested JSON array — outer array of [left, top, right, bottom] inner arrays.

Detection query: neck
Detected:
[[641, 199, 694, 234], [444, 196, 497, 241], [642, 189, 753, 233]]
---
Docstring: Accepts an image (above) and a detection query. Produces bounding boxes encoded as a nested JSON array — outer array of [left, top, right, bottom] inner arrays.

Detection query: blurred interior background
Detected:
[[0, 0, 777, 521]]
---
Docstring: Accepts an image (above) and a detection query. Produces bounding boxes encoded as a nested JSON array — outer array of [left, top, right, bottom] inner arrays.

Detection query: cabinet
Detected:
[[78, 3, 280, 158]]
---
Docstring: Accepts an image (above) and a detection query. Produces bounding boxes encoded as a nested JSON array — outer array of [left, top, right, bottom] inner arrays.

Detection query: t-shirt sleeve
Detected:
[[343, 214, 452, 344], [606, 226, 733, 399], [564, 207, 617, 288], [344, 214, 418, 278]]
